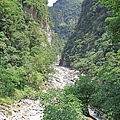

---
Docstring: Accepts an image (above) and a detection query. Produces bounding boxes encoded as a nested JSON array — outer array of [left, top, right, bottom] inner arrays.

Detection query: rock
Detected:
[[47, 64, 80, 88], [0, 99, 44, 120], [0, 64, 80, 120]]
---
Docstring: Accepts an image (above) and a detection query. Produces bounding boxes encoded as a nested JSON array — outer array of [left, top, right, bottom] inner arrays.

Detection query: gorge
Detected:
[[0, 0, 120, 120]]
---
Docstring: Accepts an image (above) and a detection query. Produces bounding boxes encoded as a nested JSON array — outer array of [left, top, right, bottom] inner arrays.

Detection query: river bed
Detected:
[[0, 64, 99, 120]]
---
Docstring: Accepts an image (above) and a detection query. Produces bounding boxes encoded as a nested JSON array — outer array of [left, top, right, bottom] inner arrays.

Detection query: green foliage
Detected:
[[90, 50, 120, 119], [21, 0, 49, 22], [0, 66, 16, 96], [0, 96, 13, 105], [40, 89, 85, 120], [61, 0, 120, 119], [0, 0, 58, 102], [51, 33, 65, 55], [49, 0, 83, 39], [61, 0, 110, 68], [99, 0, 120, 43], [97, 50, 120, 83], [91, 83, 120, 120], [65, 76, 97, 116]]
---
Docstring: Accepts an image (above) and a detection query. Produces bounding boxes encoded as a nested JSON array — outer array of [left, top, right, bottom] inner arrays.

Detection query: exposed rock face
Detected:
[[22, 2, 52, 45], [45, 23, 52, 45]]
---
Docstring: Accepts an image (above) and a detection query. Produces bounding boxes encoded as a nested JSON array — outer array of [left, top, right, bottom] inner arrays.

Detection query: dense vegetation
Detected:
[[49, 0, 83, 40], [0, 0, 120, 120], [60, 0, 120, 119], [40, 88, 85, 120], [0, 0, 60, 103]]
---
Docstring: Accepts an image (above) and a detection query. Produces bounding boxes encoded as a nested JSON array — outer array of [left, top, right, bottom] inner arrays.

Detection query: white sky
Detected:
[[48, 0, 57, 6]]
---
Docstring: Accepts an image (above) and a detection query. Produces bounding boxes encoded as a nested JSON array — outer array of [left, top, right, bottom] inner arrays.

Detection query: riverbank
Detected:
[[0, 64, 94, 120]]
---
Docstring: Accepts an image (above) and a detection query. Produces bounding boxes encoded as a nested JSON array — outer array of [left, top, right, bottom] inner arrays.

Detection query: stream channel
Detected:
[[0, 63, 101, 120]]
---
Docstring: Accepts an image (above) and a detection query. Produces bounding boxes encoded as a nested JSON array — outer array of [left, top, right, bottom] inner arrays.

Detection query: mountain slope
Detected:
[[60, 0, 110, 69], [60, 0, 120, 119], [49, 0, 83, 39], [0, 0, 59, 99]]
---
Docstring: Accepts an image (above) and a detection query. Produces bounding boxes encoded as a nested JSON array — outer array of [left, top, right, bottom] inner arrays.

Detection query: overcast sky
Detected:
[[48, 0, 57, 6]]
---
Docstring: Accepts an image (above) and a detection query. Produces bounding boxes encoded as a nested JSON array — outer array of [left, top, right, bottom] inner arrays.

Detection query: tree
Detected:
[[99, 0, 120, 43], [0, 0, 59, 100]]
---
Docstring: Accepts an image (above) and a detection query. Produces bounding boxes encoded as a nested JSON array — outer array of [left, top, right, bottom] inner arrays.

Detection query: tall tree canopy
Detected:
[[99, 0, 120, 43], [0, 0, 60, 100]]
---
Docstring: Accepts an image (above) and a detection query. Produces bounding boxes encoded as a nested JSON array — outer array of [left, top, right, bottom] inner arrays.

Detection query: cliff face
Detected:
[[22, 1, 52, 45], [49, 0, 83, 39], [60, 0, 111, 69], [75, 0, 110, 36]]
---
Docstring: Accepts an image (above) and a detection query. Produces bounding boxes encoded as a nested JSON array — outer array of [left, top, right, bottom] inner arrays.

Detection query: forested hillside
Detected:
[[49, 0, 83, 39], [60, 0, 111, 68], [60, 0, 120, 119], [0, 0, 120, 119], [0, 0, 60, 102]]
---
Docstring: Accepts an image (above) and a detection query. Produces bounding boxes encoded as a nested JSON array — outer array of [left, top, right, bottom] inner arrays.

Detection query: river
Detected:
[[0, 64, 101, 120], [46, 63, 80, 88]]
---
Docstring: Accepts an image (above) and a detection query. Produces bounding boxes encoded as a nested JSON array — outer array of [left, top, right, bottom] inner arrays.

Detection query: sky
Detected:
[[48, 0, 57, 6]]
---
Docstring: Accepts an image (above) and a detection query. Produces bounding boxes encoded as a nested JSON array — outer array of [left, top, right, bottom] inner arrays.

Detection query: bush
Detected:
[[40, 89, 85, 120], [65, 76, 97, 116]]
